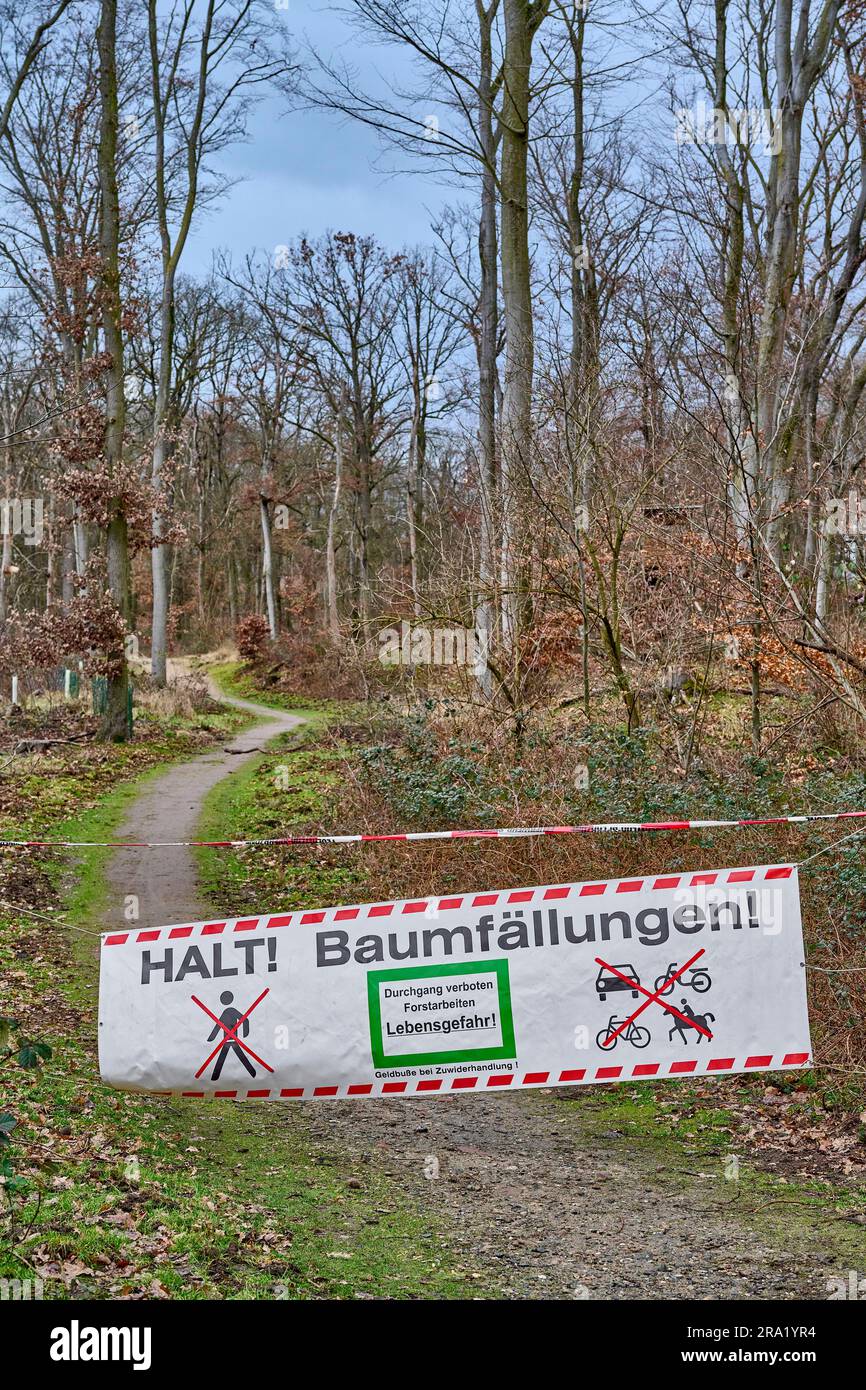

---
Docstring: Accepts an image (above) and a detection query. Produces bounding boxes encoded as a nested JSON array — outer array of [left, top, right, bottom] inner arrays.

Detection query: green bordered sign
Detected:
[[366, 960, 516, 1069]]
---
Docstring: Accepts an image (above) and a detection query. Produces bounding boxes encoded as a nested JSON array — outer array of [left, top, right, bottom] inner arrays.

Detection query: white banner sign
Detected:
[[99, 864, 812, 1100]]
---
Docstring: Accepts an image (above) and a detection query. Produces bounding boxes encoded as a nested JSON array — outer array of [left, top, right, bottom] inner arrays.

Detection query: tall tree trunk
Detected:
[[146, 0, 217, 683], [260, 490, 277, 641], [197, 522, 206, 622], [45, 492, 56, 608], [97, 0, 131, 740], [562, 2, 598, 716], [0, 425, 12, 628], [499, 0, 548, 666], [352, 397, 373, 644], [406, 399, 422, 618], [564, 1, 598, 495], [814, 517, 832, 624], [473, 1, 499, 698], [356, 477, 371, 641], [72, 504, 88, 577], [227, 555, 237, 629], [61, 526, 76, 606], [713, 0, 752, 548], [150, 269, 174, 685], [757, 0, 840, 556], [326, 397, 344, 645]]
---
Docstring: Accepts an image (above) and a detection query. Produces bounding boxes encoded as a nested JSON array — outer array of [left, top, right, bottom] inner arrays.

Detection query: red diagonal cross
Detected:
[[192, 989, 273, 1079], [595, 950, 712, 1047]]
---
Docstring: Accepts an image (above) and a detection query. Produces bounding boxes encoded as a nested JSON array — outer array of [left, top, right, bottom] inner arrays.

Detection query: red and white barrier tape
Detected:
[[1, 808, 866, 850]]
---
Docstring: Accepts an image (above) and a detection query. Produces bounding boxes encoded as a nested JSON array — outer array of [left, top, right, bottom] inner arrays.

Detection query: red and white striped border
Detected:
[[146, 1051, 811, 1100], [102, 864, 795, 947]]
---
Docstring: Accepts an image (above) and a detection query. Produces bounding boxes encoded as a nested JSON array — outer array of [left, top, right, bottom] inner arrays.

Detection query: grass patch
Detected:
[[209, 661, 335, 719], [0, 1024, 488, 1299], [196, 718, 362, 915]]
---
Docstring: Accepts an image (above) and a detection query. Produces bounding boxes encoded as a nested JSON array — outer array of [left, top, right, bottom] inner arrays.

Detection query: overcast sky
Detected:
[[184, 1, 451, 273]]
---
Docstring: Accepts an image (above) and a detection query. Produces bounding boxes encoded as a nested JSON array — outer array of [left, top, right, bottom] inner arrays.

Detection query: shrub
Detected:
[[235, 615, 271, 662]]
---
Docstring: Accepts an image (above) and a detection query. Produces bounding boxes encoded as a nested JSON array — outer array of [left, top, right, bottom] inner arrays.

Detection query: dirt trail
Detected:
[[304, 1089, 844, 1300], [99, 671, 845, 1301], [102, 664, 304, 931]]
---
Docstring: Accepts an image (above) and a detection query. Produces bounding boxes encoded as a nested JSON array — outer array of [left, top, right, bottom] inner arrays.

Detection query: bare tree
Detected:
[[498, 0, 550, 665], [0, 0, 74, 144], [303, 1, 505, 688], [146, 0, 292, 683], [397, 249, 464, 613], [97, 0, 131, 738], [223, 254, 307, 640], [282, 233, 406, 641]]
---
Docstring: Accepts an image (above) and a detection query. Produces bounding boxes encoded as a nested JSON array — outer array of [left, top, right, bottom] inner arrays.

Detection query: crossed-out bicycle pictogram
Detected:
[[594, 949, 712, 1048]]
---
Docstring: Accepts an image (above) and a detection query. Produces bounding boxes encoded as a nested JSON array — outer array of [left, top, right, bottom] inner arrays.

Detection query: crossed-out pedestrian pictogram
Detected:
[[594, 949, 712, 1047], [192, 989, 274, 1079]]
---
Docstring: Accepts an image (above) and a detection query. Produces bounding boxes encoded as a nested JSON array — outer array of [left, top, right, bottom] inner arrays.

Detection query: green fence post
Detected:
[[91, 676, 107, 716]]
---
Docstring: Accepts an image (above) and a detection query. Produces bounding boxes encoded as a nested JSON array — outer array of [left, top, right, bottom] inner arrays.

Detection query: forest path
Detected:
[[99, 667, 842, 1300], [101, 659, 305, 932], [303, 1087, 835, 1300]]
